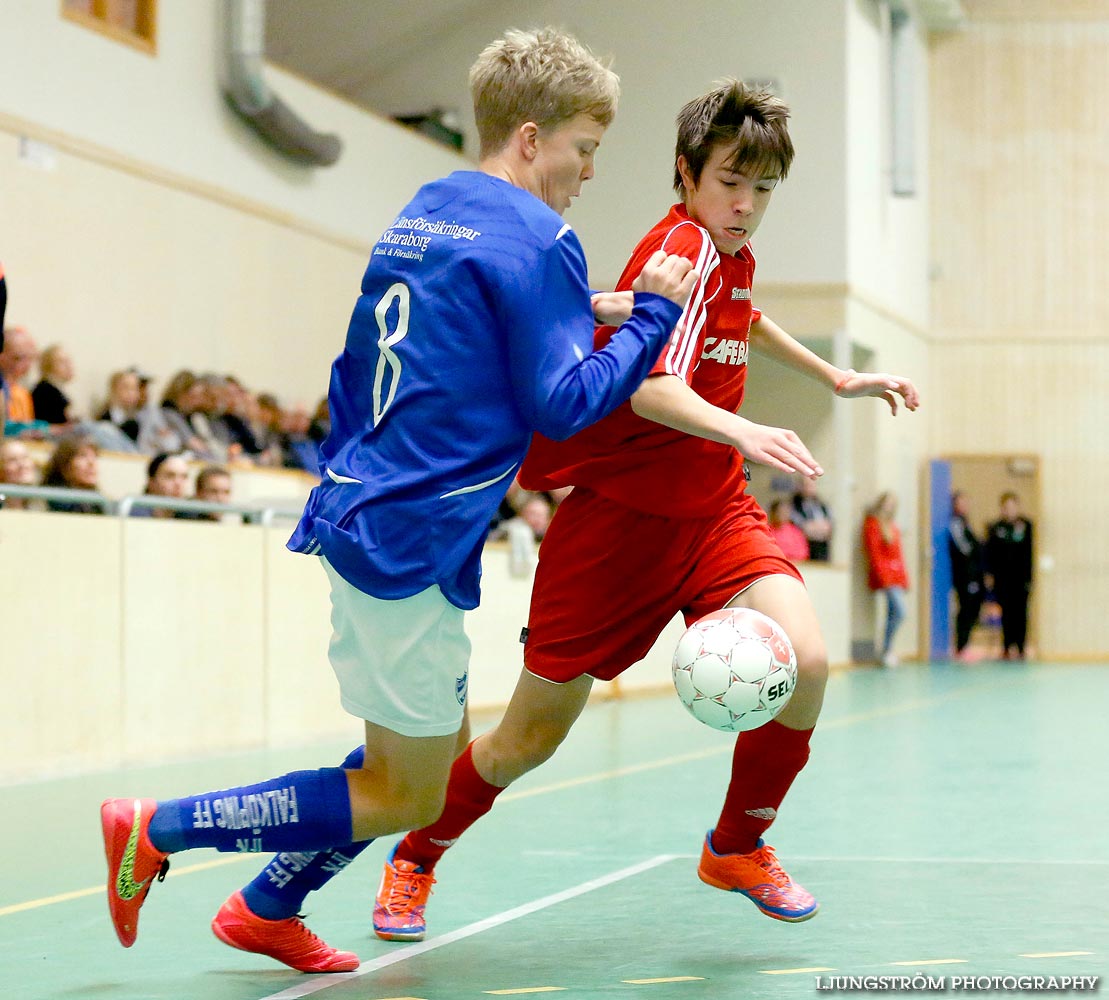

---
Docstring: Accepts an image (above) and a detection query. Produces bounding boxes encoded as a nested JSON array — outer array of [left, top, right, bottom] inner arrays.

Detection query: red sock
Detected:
[[710, 719, 814, 856], [396, 742, 505, 871]]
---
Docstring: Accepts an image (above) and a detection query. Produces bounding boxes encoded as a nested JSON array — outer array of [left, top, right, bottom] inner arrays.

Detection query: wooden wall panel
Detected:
[[929, 2, 1109, 657], [929, 342, 1109, 656], [930, 8, 1109, 338]]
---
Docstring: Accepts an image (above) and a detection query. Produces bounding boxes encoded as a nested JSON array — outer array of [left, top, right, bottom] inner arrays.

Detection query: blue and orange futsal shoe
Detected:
[[697, 831, 819, 922], [211, 891, 360, 973], [100, 797, 170, 947], [373, 844, 436, 941]]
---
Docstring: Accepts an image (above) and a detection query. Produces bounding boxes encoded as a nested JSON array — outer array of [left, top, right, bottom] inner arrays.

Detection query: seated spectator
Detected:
[[177, 464, 234, 522], [133, 451, 191, 518], [0, 438, 45, 510], [218, 376, 265, 461], [489, 479, 565, 541], [195, 464, 232, 505], [0, 265, 6, 435], [31, 344, 77, 426], [97, 369, 142, 444], [139, 370, 209, 457], [517, 493, 555, 541], [279, 404, 320, 473], [309, 396, 331, 445], [252, 392, 286, 466], [41, 433, 104, 514], [184, 374, 231, 461], [1, 325, 38, 427], [769, 497, 810, 563]]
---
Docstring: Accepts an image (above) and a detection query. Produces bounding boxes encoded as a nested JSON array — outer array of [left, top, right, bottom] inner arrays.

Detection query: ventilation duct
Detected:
[[223, 0, 342, 167]]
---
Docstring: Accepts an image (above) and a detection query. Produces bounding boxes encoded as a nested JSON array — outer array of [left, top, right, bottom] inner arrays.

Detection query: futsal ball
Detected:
[[672, 608, 797, 733]]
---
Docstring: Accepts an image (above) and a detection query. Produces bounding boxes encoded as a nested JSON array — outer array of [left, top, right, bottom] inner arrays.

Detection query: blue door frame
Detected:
[[929, 459, 952, 661]]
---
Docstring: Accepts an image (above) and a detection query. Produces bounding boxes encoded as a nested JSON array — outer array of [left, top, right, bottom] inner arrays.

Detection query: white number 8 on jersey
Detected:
[[373, 282, 410, 424]]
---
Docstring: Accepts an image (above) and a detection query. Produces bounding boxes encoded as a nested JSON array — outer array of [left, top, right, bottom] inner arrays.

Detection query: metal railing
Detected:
[[0, 483, 302, 524]]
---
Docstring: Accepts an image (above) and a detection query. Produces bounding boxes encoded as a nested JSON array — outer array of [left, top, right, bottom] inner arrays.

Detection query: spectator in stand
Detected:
[[140, 370, 209, 457], [279, 403, 319, 473], [790, 474, 833, 562], [769, 497, 809, 563], [0, 262, 7, 436], [253, 392, 286, 466], [184, 464, 235, 522], [97, 369, 143, 445], [186, 374, 231, 462], [0, 438, 45, 510], [41, 433, 103, 514], [195, 464, 232, 504], [862, 491, 910, 667], [517, 493, 555, 542], [31, 344, 78, 426], [221, 377, 265, 461], [309, 396, 331, 445], [133, 452, 191, 519], [0, 326, 38, 427], [174, 463, 234, 522], [489, 480, 568, 541]]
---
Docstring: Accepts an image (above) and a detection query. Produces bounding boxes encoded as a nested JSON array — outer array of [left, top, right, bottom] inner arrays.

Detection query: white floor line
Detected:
[[257, 854, 680, 1000], [789, 855, 1109, 866]]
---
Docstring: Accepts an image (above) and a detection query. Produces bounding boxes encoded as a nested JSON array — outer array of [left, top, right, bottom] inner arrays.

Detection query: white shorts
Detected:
[[323, 559, 470, 738]]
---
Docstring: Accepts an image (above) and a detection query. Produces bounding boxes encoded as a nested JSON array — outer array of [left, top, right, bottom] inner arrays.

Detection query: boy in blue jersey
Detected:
[[99, 27, 697, 972]]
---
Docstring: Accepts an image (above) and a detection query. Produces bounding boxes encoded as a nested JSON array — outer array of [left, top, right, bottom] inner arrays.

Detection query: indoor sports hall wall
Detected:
[[0, 506, 851, 785], [927, 1, 1109, 658], [0, 2, 466, 413]]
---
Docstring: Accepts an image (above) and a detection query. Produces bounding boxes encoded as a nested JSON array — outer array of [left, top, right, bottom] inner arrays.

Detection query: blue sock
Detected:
[[147, 767, 352, 855], [241, 746, 374, 921]]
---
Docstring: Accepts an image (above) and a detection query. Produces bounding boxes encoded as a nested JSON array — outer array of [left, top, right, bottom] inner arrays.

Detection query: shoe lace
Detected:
[[289, 915, 336, 956], [752, 844, 789, 885], [383, 864, 435, 912]]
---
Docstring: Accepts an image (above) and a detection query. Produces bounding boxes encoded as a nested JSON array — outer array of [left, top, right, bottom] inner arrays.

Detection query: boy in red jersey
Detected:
[[372, 80, 920, 937]]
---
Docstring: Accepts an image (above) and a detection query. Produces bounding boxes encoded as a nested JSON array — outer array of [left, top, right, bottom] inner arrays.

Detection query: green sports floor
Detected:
[[2, 662, 1105, 1000]]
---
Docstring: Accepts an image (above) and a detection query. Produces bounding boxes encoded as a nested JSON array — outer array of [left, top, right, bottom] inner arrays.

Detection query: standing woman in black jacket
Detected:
[[986, 491, 1034, 661]]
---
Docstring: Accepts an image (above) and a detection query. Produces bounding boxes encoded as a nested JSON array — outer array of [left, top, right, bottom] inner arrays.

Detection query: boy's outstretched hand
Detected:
[[834, 370, 920, 415]]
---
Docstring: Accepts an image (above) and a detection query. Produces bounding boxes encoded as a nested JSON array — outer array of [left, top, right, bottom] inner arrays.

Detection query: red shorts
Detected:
[[524, 487, 803, 683]]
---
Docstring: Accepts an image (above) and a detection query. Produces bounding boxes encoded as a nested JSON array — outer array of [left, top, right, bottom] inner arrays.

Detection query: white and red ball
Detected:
[[672, 608, 797, 732]]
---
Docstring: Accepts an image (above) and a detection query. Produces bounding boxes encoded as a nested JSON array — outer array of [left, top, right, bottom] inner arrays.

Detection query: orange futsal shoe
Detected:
[[211, 891, 360, 973], [100, 797, 170, 947], [697, 831, 819, 922], [373, 844, 435, 941]]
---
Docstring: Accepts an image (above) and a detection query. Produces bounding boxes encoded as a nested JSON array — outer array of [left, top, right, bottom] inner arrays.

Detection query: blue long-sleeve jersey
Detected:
[[288, 171, 682, 609]]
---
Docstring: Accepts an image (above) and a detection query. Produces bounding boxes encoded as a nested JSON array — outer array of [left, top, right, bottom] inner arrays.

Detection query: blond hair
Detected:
[[673, 80, 794, 192], [469, 27, 619, 158]]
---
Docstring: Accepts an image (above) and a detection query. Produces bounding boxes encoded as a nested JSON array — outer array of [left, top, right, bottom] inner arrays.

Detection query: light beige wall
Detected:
[[0, 512, 853, 782], [0, 2, 466, 246], [0, 511, 123, 780], [0, 125, 368, 418], [846, 0, 932, 326], [0, 1, 469, 416], [928, 0, 1109, 657]]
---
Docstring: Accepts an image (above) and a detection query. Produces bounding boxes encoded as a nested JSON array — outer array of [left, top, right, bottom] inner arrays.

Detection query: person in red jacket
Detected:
[[862, 491, 910, 667]]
